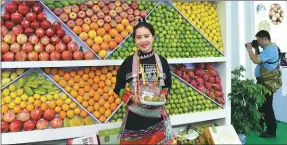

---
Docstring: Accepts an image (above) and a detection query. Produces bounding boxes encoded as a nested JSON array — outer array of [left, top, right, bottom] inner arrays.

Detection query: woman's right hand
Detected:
[[131, 95, 141, 104]]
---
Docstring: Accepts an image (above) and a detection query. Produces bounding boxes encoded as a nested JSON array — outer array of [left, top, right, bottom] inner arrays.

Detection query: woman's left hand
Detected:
[[160, 94, 167, 99]]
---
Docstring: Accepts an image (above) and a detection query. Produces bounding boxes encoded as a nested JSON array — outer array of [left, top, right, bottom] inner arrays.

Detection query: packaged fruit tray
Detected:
[[1, 68, 30, 89], [43, 66, 124, 123], [140, 96, 166, 106], [1, 68, 97, 133], [1, 0, 99, 61]]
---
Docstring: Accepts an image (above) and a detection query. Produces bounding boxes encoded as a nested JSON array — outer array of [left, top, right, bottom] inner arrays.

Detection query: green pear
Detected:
[[1, 71, 11, 78], [1, 78, 11, 86], [16, 69, 25, 75], [10, 72, 18, 80]]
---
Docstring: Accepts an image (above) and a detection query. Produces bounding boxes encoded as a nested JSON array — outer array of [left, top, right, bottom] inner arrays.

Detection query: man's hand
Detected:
[[131, 95, 141, 104], [246, 42, 252, 50], [246, 42, 261, 64]]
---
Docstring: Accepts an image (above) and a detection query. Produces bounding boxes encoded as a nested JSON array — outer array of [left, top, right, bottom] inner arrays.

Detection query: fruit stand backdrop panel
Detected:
[[45, 0, 157, 59], [1, 68, 97, 134], [1, 0, 99, 62], [107, 1, 224, 60]]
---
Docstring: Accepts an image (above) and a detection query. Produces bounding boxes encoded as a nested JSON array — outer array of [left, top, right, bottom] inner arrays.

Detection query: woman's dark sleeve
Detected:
[[114, 56, 134, 104], [160, 57, 172, 98]]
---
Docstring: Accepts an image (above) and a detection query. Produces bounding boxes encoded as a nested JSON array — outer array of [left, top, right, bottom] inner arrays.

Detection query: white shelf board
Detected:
[[1, 109, 227, 144], [1, 57, 226, 68]]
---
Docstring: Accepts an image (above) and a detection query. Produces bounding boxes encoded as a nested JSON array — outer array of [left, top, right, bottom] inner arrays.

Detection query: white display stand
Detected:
[[1, 1, 232, 144]]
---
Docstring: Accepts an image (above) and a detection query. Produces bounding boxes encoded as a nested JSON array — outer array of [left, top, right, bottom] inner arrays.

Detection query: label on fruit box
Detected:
[[67, 134, 99, 145]]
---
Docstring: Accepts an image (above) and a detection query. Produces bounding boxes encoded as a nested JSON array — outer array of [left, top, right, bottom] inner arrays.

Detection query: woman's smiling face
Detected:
[[134, 27, 154, 53]]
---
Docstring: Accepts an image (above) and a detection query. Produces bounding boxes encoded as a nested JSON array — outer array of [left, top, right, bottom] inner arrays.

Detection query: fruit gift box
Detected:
[[1, 68, 97, 133], [1, 0, 98, 62]]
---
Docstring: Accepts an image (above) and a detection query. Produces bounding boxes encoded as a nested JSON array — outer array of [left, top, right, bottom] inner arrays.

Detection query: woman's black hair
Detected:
[[132, 18, 155, 40]]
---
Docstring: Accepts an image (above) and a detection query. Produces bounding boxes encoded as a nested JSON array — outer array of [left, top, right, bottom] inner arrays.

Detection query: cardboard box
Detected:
[[205, 125, 241, 145], [67, 134, 99, 145]]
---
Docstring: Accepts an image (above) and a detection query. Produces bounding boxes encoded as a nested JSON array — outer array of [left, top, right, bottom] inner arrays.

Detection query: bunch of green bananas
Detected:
[[42, 0, 86, 10]]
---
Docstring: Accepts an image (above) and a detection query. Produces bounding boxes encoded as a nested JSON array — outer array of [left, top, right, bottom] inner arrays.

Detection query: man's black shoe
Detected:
[[259, 132, 276, 138]]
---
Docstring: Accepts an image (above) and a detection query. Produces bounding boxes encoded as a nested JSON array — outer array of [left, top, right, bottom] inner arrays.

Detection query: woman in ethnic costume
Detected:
[[114, 18, 174, 144]]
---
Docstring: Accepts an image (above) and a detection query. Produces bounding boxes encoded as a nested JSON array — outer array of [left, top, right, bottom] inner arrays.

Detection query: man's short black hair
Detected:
[[255, 30, 271, 41]]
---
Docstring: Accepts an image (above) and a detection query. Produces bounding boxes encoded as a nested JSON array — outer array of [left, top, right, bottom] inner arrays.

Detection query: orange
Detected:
[[95, 69, 102, 76], [83, 94, 90, 101], [88, 71, 95, 79], [100, 42, 109, 50], [76, 96, 83, 103], [82, 24, 90, 32], [93, 93, 100, 101], [51, 68, 58, 75], [70, 70, 77, 77], [58, 69, 65, 77], [86, 38, 94, 47], [115, 98, 121, 105], [107, 66, 113, 71], [56, 99, 63, 106], [78, 88, 86, 96], [87, 79, 94, 86], [126, 25, 133, 33], [104, 109, 111, 117], [82, 100, 89, 108], [94, 103, 100, 111], [103, 86, 110, 93], [111, 77, 116, 84], [62, 104, 70, 111], [73, 84, 80, 91], [92, 84, 99, 90], [73, 26, 83, 35], [103, 93, 109, 100], [99, 99, 105, 106], [116, 24, 125, 32], [103, 102, 110, 109], [65, 85, 72, 92], [105, 79, 112, 86], [111, 84, 115, 89], [99, 107, 106, 115], [90, 66, 97, 71], [79, 80, 85, 88], [59, 111, 66, 119], [13, 106, 21, 114], [84, 85, 90, 92], [53, 74, 61, 82], [114, 93, 119, 98], [87, 106, 94, 112], [121, 30, 129, 38], [68, 79, 75, 86], [74, 107, 81, 115], [121, 19, 129, 26], [109, 29, 118, 37], [103, 23, 112, 32], [55, 106, 62, 113], [110, 103, 117, 111], [74, 75, 81, 83], [101, 67, 108, 74], [34, 100, 42, 108], [87, 89, 94, 96], [82, 74, 89, 81], [63, 73, 71, 81], [109, 40, 117, 49], [106, 72, 112, 79], [108, 89, 114, 96], [93, 111, 100, 118], [103, 34, 112, 42], [89, 99, 95, 106], [59, 80, 67, 87], [79, 32, 88, 41], [77, 70, 85, 76], [112, 70, 117, 76], [108, 96, 115, 103], [26, 104, 34, 111], [90, 22, 99, 30], [94, 76, 100, 83], [70, 90, 78, 98], [49, 101, 56, 109], [1, 105, 9, 114], [92, 43, 101, 53], [97, 28, 106, 36], [84, 67, 90, 74], [99, 115, 106, 123], [40, 103, 48, 111], [98, 81, 105, 89], [44, 68, 51, 74], [114, 35, 123, 44], [80, 110, 88, 118], [94, 36, 103, 44]]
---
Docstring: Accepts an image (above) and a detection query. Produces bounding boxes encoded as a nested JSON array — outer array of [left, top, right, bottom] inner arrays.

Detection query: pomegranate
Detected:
[[21, 19, 31, 28], [61, 51, 73, 60], [17, 34, 28, 44], [50, 51, 61, 61], [56, 29, 66, 38], [1, 12, 11, 21], [40, 36, 50, 45], [55, 42, 66, 52], [35, 28, 45, 37], [41, 20, 51, 30], [84, 51, 95, 60], [12, 25, 24, 35], [15, 51, 28, 61], [11, 13, 23, 24], [36, 119, 48, 130], [31, 21, 40, 30], [10, 120, 22, 132], [28, 51, 39, 61], [1, 121, 10, 133], [45, 28, 55, 37], [50, 36, 60, 45], [18, 3, 30, 15], [34, 43, 45, 53], [30, 109, 43, 121], [67, 42, 78, 52], [73, 50, 84, 60], [13, 1, 23, 5], [24, 28, 35, 37], [17, 110, 30, 122], [3, 33, 16, 44], [50, 117, 63, 128], [5, 3, 17, 14], [32, 3, 43, 14], [45, 44, 56, 54], [23, 120, 36, 131], [28, 35, 39, 45], [26, 12, 37, 22], [4, 21, 15, 30], [43, 109, 55, 121], [52, 21, 61, 30], [1, 26, 8, 36], [1, 42, 9, 54], [2, 52, 15, 61], [39, 52, 50, 61], [36, 12, 47, 21], [26, 1, 36, 6], [62, 35, 71, 44]]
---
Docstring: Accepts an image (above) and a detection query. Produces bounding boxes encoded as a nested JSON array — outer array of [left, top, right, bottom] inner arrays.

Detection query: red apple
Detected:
[[52, 21, 61, 30], [37, 12, 47, 21], [92, 5, 100, 13], [43, 109, 55, 121], [32, 3, 43, 14], [45, 44, 55, 54], [110, 20, 117, 28], [63, 6, 72, 14], [130, 2, 138, 10], [109, 10, 117, 18], [26, 12, 37, 22], [1, 122, 9, 133], [59, 13, 69, 22], [108, 3, 116, 10], [50, 117, 63, 129], [50, 51, 61, 60], [39, 52, 50, 61], [28, 51, 39, 61], [36, 119, 48, 130], [40, 36, 50, 45], [56, 29, 66, 38], [71, 5, 80, 13], [121, 3, 129, 11], [12, 25, 24, 35], [67, 42, 78, 52], [120, 12, 128, 19], [25, 1, 36, 6], [17, 34, 28, 44], [134, 10, 140, 16], [24, 28, 35, 37], [10, 42, 21, 53], [115, 15, 122, 23], [115, 1, 121, 6], [51, 36, 60, 45], [69, 12, 77, 20], [115, 6, 123, 13], [84, 51, 95, 60], [22, 43, 34, 53], [28, 35, 39, 45], [86, 9, 93, 17], [53, 7, 63, 16], [85, 0, 94, 8], [98, 1, 105, 8], [18, 3, 30, 15], [3, 52, 15, 61], [4, 21, 15, 29], [21, 20, 30, 29], [31, 21, 40, 30], [127, 8, 134, 15], [1, 42, 9, 54], [140, 10, 147, 18], [91, 15, 98, 22], [35, 28, 45, 37], [46, 28, 55, 37], [104, 15, 112, 23], [10, 120, 22, 132], [2, 12, 11, 21], [30, 109, 43, 121], [73, 50, 84, 60], [97, 11, 105, 19], [128, 15, 135, 22], [80, 4, 88, 11], [15, 51, 28, 61], [56, 42, 66, 52], [41, 20, 51, 30], [61, 51, 73, 60], [97, 19, 104, 27], [102, 6, 109, 14], [62, 35, 71, 44], [83, 18, 91, 24], [5, 3, 17, 14], [77, 11, 86, 19], [23, 120, 36, 131], [75, 19, 83, 26], [34, 43, 45, 53]]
